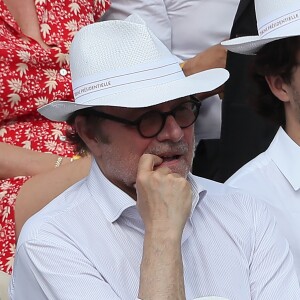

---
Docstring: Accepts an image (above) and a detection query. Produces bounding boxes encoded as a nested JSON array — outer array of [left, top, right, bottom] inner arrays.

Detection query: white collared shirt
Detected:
[[226, 127, 300, 279], [10, 159, 300, 299], [102, 0, 239, 143]]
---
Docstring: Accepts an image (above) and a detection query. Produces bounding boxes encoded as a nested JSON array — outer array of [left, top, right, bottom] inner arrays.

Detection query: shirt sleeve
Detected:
[[249, 201, 300, 299], [9, 239, 125, 299]]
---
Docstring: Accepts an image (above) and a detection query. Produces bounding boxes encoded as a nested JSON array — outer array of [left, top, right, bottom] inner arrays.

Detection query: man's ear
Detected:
[[74, 116, 102, 156], [265, 75, 290, 103]]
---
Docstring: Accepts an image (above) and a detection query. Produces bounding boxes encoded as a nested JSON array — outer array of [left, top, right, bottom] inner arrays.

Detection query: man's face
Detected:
[[92, 97, 196, 199]]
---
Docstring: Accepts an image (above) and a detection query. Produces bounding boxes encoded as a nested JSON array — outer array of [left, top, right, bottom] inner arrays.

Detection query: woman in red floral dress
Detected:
[[0, 0, 110, 274]]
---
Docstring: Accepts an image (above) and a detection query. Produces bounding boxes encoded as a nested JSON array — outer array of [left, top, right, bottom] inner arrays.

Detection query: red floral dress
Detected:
[[0, 0, 110, 274]]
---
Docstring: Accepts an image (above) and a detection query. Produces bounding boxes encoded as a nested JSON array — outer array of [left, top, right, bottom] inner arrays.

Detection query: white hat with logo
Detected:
[[38, 15, 229, 121], [222, 0, 300, 55]]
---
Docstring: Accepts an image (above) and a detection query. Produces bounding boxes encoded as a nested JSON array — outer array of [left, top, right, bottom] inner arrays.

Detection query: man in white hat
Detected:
[[101, 0, 240, 179], [9, 17, 300, 299], [223, 0, 300, 280]]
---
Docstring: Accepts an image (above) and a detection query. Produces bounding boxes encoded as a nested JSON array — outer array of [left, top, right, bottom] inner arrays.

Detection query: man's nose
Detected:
[[156, 115, 184, 142]]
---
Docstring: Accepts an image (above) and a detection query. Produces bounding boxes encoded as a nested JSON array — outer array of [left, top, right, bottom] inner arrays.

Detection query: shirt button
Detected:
[[59, 68, 68, 76], [59, 135, 67, 141]]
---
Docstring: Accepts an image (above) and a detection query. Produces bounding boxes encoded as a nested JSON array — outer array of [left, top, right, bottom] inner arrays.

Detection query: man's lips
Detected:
[[153, 154, 183, 169], [147, 142, 188, 167], [160, 155, 181, 162]]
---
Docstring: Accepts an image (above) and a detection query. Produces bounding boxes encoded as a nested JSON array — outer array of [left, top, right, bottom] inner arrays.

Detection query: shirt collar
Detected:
[[188, 174, 207, 216], [87, 160, 136, 223], [268, 127, 300, 191], [87, 160, 207, 223]]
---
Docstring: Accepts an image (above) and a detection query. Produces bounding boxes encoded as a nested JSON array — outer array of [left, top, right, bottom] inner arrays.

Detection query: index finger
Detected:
[[137, 154, 163, 175]]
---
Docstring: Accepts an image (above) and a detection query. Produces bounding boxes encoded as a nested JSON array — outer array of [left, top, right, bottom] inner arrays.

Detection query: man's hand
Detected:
[[136, 154, 192, 235], [136, 154, 192, 300]]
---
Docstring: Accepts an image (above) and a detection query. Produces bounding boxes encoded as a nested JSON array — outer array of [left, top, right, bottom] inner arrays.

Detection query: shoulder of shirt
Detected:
[[226, 151, 273, 186], [17, 177, 90, 247], [189, 175, 274, 237], [190, 173, 269, 215], [190, 173, 244, 196]]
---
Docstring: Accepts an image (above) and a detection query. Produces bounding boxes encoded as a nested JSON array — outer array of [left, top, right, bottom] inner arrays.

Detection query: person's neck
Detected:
[[284, 117, 300, 147]]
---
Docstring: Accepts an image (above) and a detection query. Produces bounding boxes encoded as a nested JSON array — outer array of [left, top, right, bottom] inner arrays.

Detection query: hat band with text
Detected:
[[72, 57, 184, 105], [258, 8, 300, 38]]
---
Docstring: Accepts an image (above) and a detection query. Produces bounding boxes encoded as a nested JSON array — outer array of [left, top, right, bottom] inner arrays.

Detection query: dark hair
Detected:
[[251, 36, 300, 126], [66, 108, 106, 155]]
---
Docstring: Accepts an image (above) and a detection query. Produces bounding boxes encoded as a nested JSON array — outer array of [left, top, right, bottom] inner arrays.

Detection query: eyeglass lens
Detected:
[[138, 101, 199, 137]]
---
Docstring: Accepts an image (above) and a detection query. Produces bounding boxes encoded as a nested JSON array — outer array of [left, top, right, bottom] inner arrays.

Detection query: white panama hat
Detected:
[[38, 15, 229, 122], [222, 0, 300, 55]]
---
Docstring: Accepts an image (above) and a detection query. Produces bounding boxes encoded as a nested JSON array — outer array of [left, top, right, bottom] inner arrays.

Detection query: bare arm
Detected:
[[182, 44, 227, 100], [0, 142, 72, 179], [15, 155, 92, 238], [136, 154, 192, 300], [140, 230, 185, 300], [183, 44, 227, 76]]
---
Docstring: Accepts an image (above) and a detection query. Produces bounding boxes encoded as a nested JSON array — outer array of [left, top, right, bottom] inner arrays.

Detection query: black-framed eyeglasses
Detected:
[[90, 96, 201, 138]]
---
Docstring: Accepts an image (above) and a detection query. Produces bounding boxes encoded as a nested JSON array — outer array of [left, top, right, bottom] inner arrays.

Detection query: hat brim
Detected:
[[222, 28, 300, 55], [221, 35, 287, 55], [39, 68, 229, 121]]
